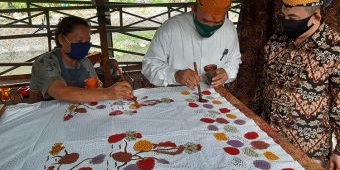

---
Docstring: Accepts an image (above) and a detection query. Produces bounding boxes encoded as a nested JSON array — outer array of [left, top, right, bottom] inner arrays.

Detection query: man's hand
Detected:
[[106, 81, 133, 100], [210, 68, 228, 87], [329, 153, 340, 170], [175, 69, 200, 90]]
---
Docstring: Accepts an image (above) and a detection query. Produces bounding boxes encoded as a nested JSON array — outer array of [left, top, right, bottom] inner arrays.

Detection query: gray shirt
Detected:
[[30, 48, 97, 99]]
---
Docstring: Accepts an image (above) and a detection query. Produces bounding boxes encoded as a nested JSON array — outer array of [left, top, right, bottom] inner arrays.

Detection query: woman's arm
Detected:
[[47, 79, 133, 103]]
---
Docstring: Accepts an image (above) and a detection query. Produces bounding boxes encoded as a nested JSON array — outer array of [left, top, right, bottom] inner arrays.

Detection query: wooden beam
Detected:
[[0, 74, 31, 81], [0, 104, 5, 117], [0, 63, 33, 66], [95, 0, 112, 87]]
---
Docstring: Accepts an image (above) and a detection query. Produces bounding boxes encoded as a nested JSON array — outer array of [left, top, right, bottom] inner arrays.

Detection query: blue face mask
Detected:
[[64, 37, 91, 60], [193, 15, 223, 38]]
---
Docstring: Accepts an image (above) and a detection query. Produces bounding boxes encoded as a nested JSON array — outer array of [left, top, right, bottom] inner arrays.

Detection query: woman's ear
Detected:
[[58, 34, 71, 53], [57, 34, 64, 47]]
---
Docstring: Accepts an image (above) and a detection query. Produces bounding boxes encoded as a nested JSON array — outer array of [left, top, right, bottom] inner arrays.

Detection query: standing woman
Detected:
[[30, 16, 133, 103]]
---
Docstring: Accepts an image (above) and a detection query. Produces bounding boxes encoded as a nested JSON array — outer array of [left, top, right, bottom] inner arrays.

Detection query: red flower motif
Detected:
[[108, 133, 126, 143], [196, 144, 202, 151], [135, 133, 143, 138], [155, 141, 177, 148], [136, 158, 155, 170], [78, 167, 92, 170], [63, 114, 73, 121], [188, 103, 199, 108], [215, 118, 229, 124], [244, 132, 259, 140], [75, 108, 87, 113], [219, 108, 230, 114], [109, 110, 123, 116], [201, 90, 211, 95], [223, 147, 240, 155], [200, 118, 215, 123]]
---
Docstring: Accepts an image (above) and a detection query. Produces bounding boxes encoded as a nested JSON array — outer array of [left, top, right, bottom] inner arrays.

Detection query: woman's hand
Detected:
[[105, 81, 133, 100]]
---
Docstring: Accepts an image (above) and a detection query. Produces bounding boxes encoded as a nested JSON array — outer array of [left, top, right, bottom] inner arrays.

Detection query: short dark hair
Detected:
[[55, 16, 90, 47]]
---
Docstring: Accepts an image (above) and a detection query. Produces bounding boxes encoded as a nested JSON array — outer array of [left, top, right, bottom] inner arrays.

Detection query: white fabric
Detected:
[[0, 86, 303, 170], [142, 12, 242, 86]]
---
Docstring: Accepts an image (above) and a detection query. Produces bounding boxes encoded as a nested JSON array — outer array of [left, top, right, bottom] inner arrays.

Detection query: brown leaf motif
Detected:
[[58, 153, 79, 164]]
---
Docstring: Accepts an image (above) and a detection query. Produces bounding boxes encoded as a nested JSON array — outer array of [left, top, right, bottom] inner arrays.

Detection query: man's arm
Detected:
[[142, 21, 179, 86], [219, 22, 241, 84]]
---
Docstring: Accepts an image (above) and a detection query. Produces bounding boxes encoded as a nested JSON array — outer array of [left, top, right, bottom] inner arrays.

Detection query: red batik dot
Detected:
[[78, 167, 93, 170], [75, 108, 87, 113], [196, 144, 202, 151], [63, 114, 73, 121], [219, 108, 230, 114], [89, 102, 98, 106], [188, 103, 199, 108], [201, 90, 211, 95], [223, 147, 240, 155], [156, 141, 177, 148], [136, 133, 142, 138], [109, 110, 123, 116], [251, 141, 270, 150], [216, 118, 229, 124], [108, 133, 126, 143], [136, 158, 155, 170], [244, 132, 259, 140], [200, 118, 215, 123]]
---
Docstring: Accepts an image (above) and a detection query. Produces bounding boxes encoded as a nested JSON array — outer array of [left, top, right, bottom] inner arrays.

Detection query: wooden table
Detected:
[[215, 86, 324, 170]]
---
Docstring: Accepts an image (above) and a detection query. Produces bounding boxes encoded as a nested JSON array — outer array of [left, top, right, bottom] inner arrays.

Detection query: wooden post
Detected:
[[95, 0, 112, 87], [0, 104, 5, 117]]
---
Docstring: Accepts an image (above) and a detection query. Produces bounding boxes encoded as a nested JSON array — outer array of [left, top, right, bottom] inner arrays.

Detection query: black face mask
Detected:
[[282, 15, 314, 39]]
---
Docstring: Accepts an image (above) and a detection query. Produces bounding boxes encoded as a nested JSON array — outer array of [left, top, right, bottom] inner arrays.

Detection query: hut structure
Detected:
[[0, 0, 339, 170]]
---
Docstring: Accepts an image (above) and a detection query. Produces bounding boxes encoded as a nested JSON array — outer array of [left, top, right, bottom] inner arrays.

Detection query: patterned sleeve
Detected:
[[330, 60, 340, 155]]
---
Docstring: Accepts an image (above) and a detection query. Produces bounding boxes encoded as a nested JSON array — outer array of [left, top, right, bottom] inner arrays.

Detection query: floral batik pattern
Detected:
[[252, 22, 340, 161]]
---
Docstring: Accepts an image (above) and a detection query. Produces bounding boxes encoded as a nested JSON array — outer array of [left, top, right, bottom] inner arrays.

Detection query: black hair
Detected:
[[55, 16, 90, 47]]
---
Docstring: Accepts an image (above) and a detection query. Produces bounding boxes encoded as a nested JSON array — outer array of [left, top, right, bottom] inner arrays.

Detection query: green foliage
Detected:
[[0, 2, 26, 10], [112, 31, 155, 61]]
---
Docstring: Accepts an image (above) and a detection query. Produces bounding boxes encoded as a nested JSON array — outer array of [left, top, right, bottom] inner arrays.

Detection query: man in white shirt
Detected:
[[142, 0, 241, 89]]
